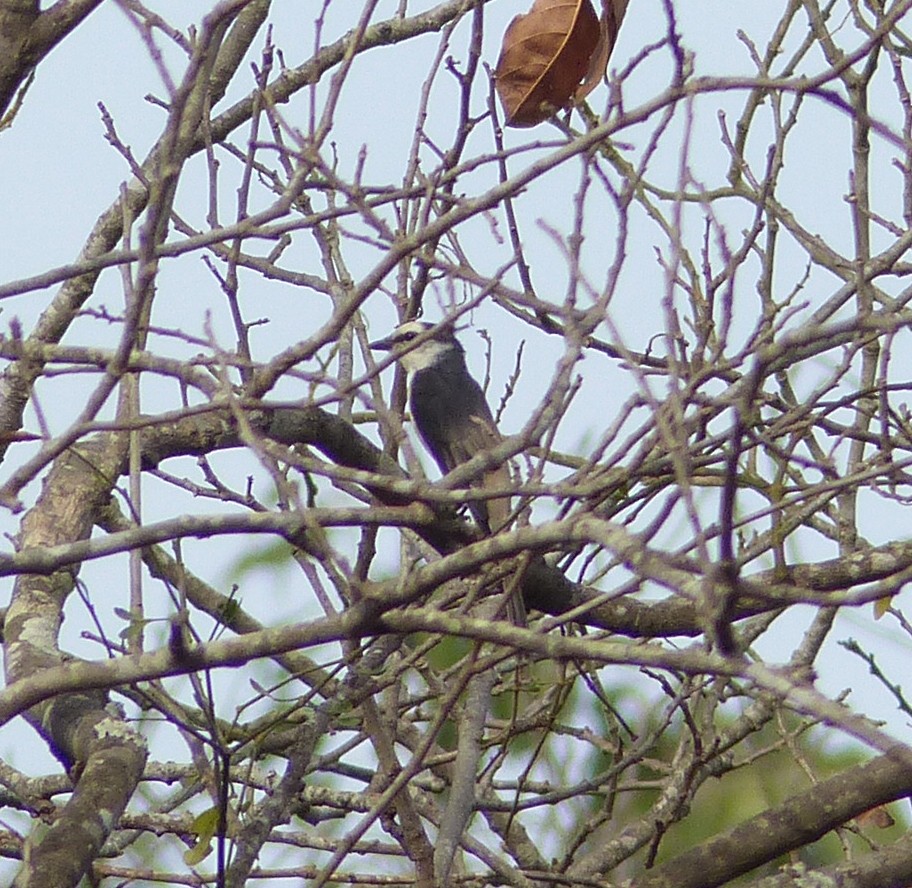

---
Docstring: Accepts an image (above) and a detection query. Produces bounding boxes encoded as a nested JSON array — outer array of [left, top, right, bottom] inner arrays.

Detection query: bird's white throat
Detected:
[[398, 338, 456, 374]]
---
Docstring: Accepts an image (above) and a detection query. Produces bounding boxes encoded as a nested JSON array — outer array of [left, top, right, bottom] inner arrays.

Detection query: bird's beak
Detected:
[[369, 336, 395, 351]]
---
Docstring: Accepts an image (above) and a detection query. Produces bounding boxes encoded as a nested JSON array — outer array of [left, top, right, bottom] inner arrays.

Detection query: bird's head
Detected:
[[369, 320, 464, 374]]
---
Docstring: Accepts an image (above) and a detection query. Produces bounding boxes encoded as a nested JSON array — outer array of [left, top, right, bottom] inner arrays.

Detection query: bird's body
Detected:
[[408, 345, 508, 532], [371, 320, 524, 624]]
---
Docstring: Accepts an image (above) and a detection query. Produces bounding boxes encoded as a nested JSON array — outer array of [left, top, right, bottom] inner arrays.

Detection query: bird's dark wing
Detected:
[[410, 362, 509, 532]]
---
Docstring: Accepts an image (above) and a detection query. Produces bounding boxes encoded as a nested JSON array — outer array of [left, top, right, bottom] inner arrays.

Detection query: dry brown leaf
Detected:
[[575, 0, 628, 102], [495, 0, 599, 127], [495, 0, 628, 127], [857, 805, 896, 829]]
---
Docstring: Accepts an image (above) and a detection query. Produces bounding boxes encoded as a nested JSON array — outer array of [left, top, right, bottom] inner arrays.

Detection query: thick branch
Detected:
[[0, 0, 102, 118], [630, 752, 912, 888]]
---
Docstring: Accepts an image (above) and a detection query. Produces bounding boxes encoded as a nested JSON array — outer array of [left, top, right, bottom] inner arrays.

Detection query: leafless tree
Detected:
[[2, 1, 912, 886]]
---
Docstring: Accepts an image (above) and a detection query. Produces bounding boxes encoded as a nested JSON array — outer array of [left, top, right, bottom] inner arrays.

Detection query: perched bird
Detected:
[[370, 320, 525, 624]]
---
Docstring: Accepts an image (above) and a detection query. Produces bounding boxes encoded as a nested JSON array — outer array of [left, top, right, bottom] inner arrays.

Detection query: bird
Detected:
[[370, 320, 526, 625]]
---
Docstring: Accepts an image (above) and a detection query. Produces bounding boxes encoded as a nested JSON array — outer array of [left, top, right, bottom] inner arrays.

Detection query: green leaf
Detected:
[[184, 807, 219, 867]]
